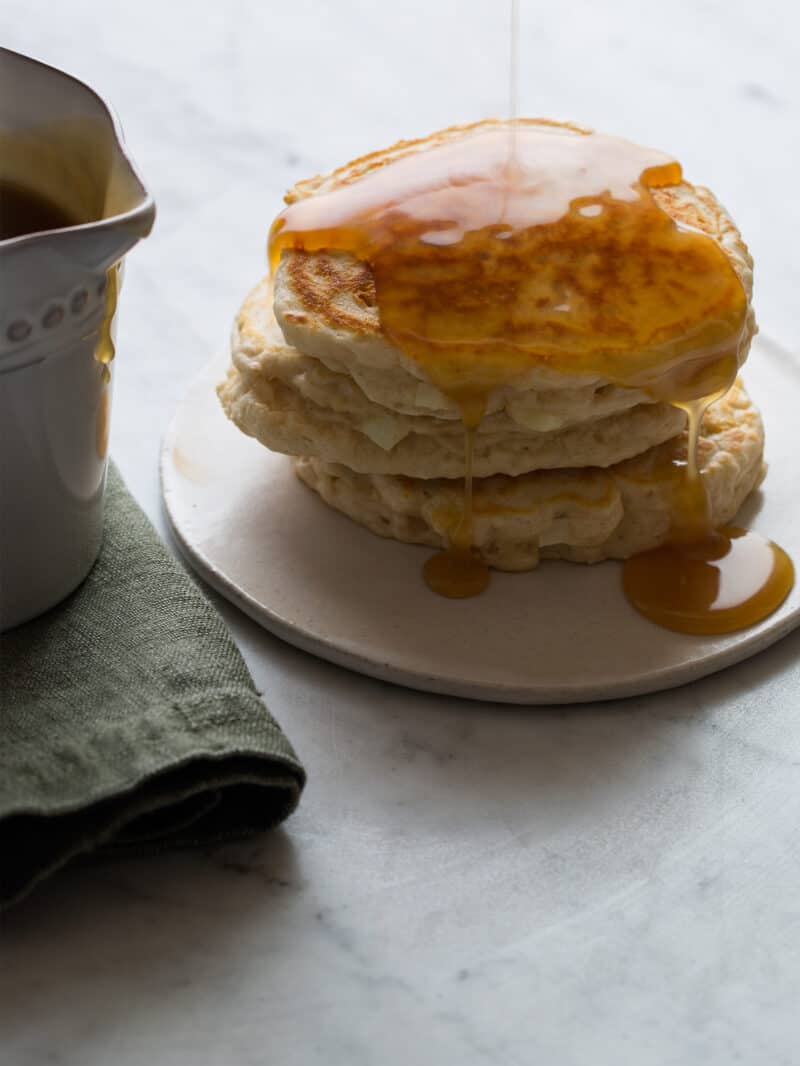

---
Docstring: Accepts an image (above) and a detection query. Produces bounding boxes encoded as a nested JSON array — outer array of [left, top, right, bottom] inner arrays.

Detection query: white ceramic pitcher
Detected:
[[0, 48, 155, 630]]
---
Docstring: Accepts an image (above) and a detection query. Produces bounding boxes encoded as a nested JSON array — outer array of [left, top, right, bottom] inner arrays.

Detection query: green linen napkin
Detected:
[[0, 463, 305, 909]]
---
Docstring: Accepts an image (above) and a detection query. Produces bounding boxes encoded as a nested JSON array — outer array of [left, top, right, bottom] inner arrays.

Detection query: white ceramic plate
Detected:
[[161, 336, 800, 704]]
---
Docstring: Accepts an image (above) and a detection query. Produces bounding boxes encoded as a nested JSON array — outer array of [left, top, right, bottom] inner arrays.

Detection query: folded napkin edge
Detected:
[[0, 686, 305, 819], [0, 766, 303, 911]]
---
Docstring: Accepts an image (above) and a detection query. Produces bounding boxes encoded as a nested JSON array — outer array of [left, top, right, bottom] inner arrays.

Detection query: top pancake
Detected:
[[273, 118, 756, 420]]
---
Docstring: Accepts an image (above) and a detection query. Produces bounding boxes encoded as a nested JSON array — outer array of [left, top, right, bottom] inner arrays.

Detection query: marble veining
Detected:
[[2, 2, 800, 1063]]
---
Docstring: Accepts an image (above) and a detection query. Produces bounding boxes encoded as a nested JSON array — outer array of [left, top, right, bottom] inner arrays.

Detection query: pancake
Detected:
[[223, 286, 690, 476], [237, 276, 662, 428], [218, 355, 688, 478], [273, 119, 756, 414], [293, 380, 765, 571]]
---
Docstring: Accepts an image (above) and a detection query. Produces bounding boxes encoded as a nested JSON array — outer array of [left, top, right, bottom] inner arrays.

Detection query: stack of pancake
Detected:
[[218, 122, 763, 572]]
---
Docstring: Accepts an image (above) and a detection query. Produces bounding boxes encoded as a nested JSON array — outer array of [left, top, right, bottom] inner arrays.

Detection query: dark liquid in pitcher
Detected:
[[0, 181, 76, 239]]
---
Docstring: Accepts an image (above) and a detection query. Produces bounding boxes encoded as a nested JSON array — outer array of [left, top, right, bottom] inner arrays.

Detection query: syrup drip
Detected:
[[623, 528, 794, 635], [509, 0, 520, 127], [423, 427, 490, 598], [90, 265, 119, 465], [623, 384, 794, 633], [94, 264, 119, 385], [96, 387, 110, 459]]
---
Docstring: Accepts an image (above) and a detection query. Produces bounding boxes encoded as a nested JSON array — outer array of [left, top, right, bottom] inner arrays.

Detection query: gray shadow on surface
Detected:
[[0, 829, 300, 1057]]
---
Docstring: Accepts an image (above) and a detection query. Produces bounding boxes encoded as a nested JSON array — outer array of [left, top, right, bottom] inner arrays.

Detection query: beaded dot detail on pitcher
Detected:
[[6, 319, 32, 343], [42, 304, 64, 329], [2, 282, 104, 352]]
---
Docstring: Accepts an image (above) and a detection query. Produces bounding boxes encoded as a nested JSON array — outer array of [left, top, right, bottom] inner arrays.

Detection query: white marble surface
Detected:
[[3, 2, 800, 1062]]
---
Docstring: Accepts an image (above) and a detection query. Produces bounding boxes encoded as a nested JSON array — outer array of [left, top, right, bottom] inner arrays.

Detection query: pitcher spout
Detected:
[[1, 46, 155, 337]]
